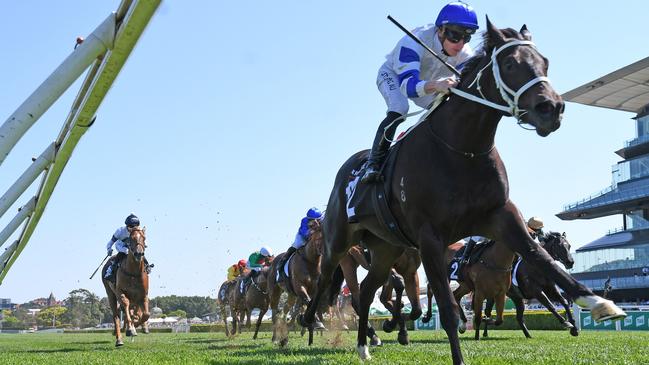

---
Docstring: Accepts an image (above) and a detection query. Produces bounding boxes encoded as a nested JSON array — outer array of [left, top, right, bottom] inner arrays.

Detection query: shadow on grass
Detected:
[[14, 348, 85, 354]]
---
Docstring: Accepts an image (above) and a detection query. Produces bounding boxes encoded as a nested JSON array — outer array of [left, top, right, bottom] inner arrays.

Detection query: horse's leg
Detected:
[[494, 292, 506, 327], [548, 288, 579, 336], [269, 287, 281, 343], [397, 266, 421, 345], [511, 295, 531, 338], [419, 226, 464, 365], [483, 297, 494, 338], [491, 203, 625, 321], [106, 289, 123, 346], [422, 283, 434, 323], [472, 291, 484, 341], [452, 283, 472, 334], [341, 258, 380, 345], [379, 273, 397, 333], [356, 241, 403, 360], [254, 306, 267, 340], [119, 294, 136, 336]]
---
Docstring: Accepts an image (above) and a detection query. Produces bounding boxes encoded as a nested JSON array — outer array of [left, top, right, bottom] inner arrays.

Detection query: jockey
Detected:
[[103, 213, 153, 280], [362, 1, 479, 183], [527, 216, 546, 243], [247, 246, 274, 276], [456, 235, 488, 279], [277, 207, 324, 280], [227, 259, 247, 281]]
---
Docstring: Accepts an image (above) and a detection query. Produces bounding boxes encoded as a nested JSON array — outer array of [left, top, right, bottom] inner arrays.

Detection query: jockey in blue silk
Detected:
[[103, 213, 153, 280], [277, 207, 324, 280], [361, 1, 479, 183]]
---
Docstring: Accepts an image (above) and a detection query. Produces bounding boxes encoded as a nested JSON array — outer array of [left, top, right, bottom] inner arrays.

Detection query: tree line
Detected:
[[0, 289, 218, 329]]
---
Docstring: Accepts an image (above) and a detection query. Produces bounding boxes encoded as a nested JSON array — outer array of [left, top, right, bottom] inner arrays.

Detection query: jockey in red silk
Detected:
[[362, 1, 479, 183]]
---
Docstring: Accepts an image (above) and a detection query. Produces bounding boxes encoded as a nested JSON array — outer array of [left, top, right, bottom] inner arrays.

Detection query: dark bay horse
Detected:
[[102, 227, 150, 347], [217, 279, 237, 336], [483, 231, 579, 338], [238, 266, 270, 339], [300, 18, 625, 364], [268, 220, 323, 346]]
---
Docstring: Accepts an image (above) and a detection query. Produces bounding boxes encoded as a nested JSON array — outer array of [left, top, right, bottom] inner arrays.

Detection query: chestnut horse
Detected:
[[483, 231, 579, 338], [268, 220, 323, 346], [102, 227, 149, 347], [301, 19, 625, 364]]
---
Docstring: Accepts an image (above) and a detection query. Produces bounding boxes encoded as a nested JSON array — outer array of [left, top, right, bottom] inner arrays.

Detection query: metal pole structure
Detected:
[[0, 0, 161, 285], [0, 13, 116, 166], [0, 143, 55, 218], [0, 197, 36, 248]]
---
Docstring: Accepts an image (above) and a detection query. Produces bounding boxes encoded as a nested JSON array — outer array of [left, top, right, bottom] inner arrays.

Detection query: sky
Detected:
[[0, 1, 646, 304]]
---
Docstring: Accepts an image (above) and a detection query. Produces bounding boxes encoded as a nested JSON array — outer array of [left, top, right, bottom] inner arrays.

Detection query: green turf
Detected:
[[0, 330, 647, 364]]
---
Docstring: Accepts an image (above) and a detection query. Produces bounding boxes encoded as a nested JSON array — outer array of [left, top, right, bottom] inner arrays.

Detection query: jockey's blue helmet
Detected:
[[306, 207, 323, 220], [125, 213, 140, 227], [435, 2, 479, 30]]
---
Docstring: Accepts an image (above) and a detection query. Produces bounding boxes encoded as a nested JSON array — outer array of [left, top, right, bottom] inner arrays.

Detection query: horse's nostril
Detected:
[[534, 100, 553, 115]]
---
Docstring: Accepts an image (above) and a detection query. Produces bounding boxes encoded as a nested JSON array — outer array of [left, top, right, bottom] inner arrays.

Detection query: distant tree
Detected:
[[1, 309, 24, 329], [167, 309, 187, 318], [61, 288, 106, 328], [37, 306, 67, 327], [153, 296, 216, 318]]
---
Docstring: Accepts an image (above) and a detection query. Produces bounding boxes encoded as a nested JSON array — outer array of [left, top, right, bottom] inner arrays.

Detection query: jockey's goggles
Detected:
[[444, 27, 473, 44]]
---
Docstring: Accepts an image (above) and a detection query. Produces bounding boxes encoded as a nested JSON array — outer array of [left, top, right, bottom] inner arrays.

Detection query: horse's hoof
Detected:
[[115, 339, 124, 347], [570, 327, 579, 337], [397, 330, 409, 346], [421, 315, 431, 324], [357, 345, 371, 360], [458, 321, 466, 334], [576, 296, 627, 322], [382, 319, 395, 333], [314, 321, 326, 331], [125, 329, 132, 337], [483, 317, 495, 325], [369, 335, 382, 347], [562, 321, 574, 329], [279, 338, 288, 347]]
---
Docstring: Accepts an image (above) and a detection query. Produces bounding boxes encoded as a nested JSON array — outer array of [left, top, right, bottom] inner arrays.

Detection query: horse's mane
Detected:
[[459, 27, 525, 83]]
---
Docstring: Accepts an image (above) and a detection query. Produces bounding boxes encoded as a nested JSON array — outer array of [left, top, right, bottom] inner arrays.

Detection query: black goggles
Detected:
[[444, 28, 472, 44]]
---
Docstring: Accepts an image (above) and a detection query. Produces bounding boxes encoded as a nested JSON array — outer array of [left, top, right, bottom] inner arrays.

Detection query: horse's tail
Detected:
[[326, 265, 345, 306]]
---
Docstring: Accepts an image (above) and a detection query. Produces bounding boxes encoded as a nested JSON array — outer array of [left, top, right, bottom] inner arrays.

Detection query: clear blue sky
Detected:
[[0, 1, 646, 303]]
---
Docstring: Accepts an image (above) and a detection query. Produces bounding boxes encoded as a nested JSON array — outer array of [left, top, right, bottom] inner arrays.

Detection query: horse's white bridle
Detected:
[[450, 39, 550, 122]]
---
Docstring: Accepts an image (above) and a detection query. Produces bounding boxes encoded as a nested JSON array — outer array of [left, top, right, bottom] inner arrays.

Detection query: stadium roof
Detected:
[[562, 56, 649, 114], [576, 229, 649, 252]]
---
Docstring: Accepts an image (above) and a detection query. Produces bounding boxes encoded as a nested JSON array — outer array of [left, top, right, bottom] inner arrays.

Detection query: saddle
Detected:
[[448, 240, 495, 281], [345, 143, 416, 247], [276, 252, 297, 295]]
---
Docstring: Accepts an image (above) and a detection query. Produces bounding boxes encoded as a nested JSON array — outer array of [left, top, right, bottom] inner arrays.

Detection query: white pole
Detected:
[[0, 197, 36, 248], [0, 143, 56, 217], [0, 13, 116, 165]]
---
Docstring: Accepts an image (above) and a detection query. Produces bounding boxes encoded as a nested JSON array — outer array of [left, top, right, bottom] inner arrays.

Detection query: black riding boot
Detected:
[[279, 246, 297, 282], [361, 111, 403, 184], [457, 239, 477, 281]]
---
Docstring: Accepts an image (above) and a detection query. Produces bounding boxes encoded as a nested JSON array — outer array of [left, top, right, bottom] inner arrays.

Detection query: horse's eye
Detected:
[[503, 57, 516, 72]]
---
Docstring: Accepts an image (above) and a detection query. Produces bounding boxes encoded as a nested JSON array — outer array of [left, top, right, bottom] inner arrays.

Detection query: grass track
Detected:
[[0, 330, 647, 364]]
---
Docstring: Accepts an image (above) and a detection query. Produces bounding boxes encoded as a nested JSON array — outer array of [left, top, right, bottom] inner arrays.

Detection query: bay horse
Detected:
[[102, 227, 150, 347], [217, 279, 237, 336], [300, 18, 625, 364], [445, 239, 516, 340], [267, 219, 323, 346], [236, 266, 270, 339], [483, 231, 579, 338]]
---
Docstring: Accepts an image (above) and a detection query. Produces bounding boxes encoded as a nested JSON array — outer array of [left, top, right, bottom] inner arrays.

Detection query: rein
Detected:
[[251, 276, 268, 295]]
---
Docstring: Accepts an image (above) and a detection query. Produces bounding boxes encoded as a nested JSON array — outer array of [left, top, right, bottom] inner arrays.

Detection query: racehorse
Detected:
[[444, 239, 516, 340], [238, 266, 270, 339], [217, 279, 237, 336], [300, 19, 625, 364], [102, 227, 150, 347], [482, 231, 579, 338], [268, 219, 323, 346]]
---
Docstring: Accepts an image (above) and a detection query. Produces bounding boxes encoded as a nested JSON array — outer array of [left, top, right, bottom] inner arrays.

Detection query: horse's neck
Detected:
[[123, 254, 144, 273], [301, 241, 320, 266]]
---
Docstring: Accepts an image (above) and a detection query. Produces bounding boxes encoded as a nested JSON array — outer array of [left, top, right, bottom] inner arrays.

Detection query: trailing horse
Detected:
[[217, 279, 237, 336], [482, 231, 579, 338], [238, 266, 271, 339], [300, 18, 625, 364], [102, 227, 150, 347], [267, 219, 323, 346]]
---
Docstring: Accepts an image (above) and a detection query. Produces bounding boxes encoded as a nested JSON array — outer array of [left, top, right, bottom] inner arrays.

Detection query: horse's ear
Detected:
[[562, 232, 566, 237], [485, 15, 505, 48], [520, 24, 532, 41]]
